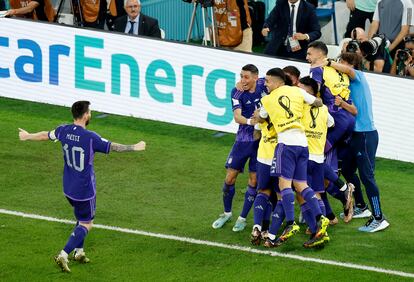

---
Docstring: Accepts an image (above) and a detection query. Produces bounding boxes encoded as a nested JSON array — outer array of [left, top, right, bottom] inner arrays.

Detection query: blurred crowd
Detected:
[[1, 0, 413, 78]]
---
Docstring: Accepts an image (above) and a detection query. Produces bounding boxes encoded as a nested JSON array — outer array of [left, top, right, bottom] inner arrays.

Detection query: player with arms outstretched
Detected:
[[18, 101, 146, 272]]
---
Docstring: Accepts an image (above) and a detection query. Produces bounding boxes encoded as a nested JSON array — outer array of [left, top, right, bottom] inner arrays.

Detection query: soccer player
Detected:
[[306, 41, 356, 167], [283, 65, 301, 86], [212, 64, 266, 232], [258, 68, 329, 248], [18, 101, 146, 272], [250, 105, 279, 245], [299, 76, 336, 247], [323, 52, 390, 232]]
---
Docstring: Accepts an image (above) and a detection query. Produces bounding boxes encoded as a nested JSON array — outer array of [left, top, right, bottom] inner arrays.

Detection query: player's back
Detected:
[[53, 124, 111, 201]]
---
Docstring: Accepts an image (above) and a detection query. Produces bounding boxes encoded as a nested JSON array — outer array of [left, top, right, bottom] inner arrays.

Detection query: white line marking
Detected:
[[1, 208, 413, 278]]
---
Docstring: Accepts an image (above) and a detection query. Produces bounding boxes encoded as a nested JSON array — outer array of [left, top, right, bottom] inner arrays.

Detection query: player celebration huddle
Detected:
[[212, 41, 390, 249]]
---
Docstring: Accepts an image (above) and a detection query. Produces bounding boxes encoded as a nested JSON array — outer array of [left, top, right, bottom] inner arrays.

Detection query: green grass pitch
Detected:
[[1, 97, 413, 281]]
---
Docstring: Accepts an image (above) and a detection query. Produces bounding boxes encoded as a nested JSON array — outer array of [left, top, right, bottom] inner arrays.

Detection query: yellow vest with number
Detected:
[[302, 104, 329, 155], [261, 85, 305, 134]]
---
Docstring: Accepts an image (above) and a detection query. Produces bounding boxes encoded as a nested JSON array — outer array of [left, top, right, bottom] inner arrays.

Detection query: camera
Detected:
[[397, 48, 412, 62], [346, 40, 360, 53], [359, 33, 389, 57], [182, 0, 214, 8]]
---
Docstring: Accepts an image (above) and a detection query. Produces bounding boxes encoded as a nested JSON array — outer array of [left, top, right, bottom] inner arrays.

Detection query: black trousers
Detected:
[[344, 8, 374, 38]]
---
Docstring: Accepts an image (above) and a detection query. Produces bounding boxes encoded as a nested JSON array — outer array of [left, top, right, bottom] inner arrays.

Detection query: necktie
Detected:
[[128, 21, 135, 34], [288, 4, 295, 36]]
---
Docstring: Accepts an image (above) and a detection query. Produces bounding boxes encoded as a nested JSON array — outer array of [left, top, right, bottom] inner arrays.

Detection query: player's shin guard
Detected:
[[222, 183, 235, 213], [240, 185, 257, 218], [63, 225, 88, 255], [301, 203, 317, 234], [262, 200, 272, 231], [73, 222, 85, 249], [280, 188, 295, 223], [253, 193, 269, 226], [301, 187, 322, 220], [269, 200, 285, 236], [318, 199, 326, 216]]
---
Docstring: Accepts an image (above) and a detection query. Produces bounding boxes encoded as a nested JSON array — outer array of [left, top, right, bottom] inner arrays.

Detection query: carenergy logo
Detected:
[[0, 34, 237, 126]]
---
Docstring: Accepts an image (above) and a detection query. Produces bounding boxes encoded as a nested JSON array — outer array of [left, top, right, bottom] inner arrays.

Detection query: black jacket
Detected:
[[113, 13, 161, 38], [264, 0, 321, 58]]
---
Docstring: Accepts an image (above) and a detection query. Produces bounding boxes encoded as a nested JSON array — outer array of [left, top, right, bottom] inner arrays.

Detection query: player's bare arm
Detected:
[[110, 141, 146, 152], [233, 108, 257, 126], [311, 97, 323, 107], [18, 128, 49, 141]]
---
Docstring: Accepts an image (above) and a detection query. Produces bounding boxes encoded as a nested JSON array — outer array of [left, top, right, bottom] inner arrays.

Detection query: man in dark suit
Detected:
[[113, 0, 161, 38], [262, 0, 321, 60]]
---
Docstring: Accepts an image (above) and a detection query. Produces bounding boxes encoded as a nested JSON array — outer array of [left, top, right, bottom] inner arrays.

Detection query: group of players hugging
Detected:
[[211, 41, 388, 249]]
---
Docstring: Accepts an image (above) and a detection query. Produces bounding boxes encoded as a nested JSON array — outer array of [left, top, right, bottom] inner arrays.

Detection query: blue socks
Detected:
[[318, 199, 326, 216], [269, 200, 285, 236], [64, 225, 88, 255], [75, 221, 85, 248], [222, 183, 235, 213], [253, 193, 269, 226], [301, 187, 322, 220], [301, 203, 317, 234], [321, 192, 335, 220], [240, 185, 257, 218], [280, 188, 295, 223]]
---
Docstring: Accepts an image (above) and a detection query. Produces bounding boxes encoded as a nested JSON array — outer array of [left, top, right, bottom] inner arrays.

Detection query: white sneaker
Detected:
[[340, 206, 372, 219], [232, 217, 247, 232], [358, 216, 390, 232], [212, 213, 232, 229], [54, 254, 70, 272], [73, 250, 90, 263]]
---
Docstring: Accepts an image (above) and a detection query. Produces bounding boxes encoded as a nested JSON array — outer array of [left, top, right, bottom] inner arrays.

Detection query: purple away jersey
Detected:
[[49, 124, 111, 201], [231, 79, 267, 142]]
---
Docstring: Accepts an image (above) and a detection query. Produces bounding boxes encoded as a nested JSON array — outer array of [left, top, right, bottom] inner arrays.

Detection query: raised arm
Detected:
[[110, 141, 146, 152], [324, 59, 356, 79], [18, 128, 49, 141]]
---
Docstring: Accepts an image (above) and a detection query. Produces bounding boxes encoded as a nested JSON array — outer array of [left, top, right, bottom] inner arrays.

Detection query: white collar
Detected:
[[289, 0, 300, 8], [128, 15, 140, 23]]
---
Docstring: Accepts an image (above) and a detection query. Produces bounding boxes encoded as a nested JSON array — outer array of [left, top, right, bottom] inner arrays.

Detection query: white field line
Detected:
[[1, 208, 413, 279]]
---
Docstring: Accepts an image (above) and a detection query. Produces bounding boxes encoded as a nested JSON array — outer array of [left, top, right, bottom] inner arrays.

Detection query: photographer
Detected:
[[390, 35, 414, 77], [368, 0, 411, 58], [346, 27, 391, 73]]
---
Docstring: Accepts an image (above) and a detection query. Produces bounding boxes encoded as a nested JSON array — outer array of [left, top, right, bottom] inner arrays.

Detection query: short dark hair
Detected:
[[266, 67, 292, 86], [71, 101, 90, 120], [299, 76, 318, 96], [283, 65, 301, 79], [242, 64, 259, 75], [308, 41, 328, 55], [340, 52, 362, 70]]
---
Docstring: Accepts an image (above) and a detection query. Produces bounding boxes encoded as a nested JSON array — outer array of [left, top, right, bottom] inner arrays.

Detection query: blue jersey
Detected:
[[231, 78, 267, 142], [350, 70, 376, 132], [49, 124, 111, 201]]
